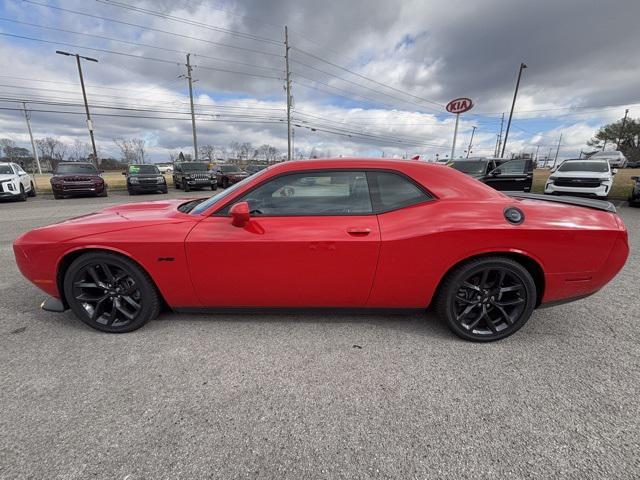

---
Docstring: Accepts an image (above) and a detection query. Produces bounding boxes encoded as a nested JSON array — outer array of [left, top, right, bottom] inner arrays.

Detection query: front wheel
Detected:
[[435, 257, 536, 342], [18, 185, 27, 201], [64, 252, 160, 333], [28, 182, 36, 197]]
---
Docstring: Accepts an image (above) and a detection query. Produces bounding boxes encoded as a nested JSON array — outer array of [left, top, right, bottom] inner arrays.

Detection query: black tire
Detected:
[[184, 183, 190, 192], [211, 183, 217, 191], [128, 188, 136, 195], [28, 182, 36, 197], [53, 192, 63, 200], [98, 187, 108, 197], [435, 256, 536, 342], [63, 252, 160, 333], [161, 187, 168, 194], [173, 178, 180, 189], [222, 177, 229, 189], [18, 185, 27, 201]]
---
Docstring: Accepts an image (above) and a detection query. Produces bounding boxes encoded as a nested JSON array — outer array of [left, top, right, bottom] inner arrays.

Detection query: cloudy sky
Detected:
[[0, 0, 639, 162]]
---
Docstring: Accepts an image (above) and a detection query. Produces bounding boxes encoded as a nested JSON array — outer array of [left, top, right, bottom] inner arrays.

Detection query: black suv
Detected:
[[448, 157, 534, 192], [123, 164, 168, 195], [172, 162, 217, 192]]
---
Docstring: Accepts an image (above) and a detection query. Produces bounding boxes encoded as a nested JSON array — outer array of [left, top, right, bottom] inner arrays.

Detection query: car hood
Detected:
[[0, 174, 17, 182], [129, 173, 163, 178], [18, 199, 200, 243], [551, 170, 611, 178]]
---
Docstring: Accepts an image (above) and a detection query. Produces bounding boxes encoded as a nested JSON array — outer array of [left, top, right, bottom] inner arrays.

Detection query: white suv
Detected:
[[0, 162, 36, 201], [545, 159, 615, 198]]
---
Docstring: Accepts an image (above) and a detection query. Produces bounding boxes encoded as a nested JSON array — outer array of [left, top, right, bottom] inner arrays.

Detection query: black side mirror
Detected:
[[491, 168, 501, 176]]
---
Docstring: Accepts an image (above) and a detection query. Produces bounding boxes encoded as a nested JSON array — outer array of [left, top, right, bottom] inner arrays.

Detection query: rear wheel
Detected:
[[64, 252, 160, 333], [222, 177, 229, 189], [436, 257, 536, 342]]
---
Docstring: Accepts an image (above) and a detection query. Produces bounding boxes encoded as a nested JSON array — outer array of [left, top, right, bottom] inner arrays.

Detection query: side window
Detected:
[[367, 171, 431, 212], [495, 159, 527, 175], [230, 171, 372, 215]]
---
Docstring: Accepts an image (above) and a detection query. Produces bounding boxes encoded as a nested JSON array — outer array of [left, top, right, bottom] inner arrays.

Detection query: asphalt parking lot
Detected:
[[1, 191, 639, 480]]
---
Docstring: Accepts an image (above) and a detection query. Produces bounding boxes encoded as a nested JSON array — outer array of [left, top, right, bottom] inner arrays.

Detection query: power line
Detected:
[[292, 46, 444, 109], [0, 32, 282, 80], [23, 0, 283, 57], [96, 0, 282, 46], [0, 17, 284, 74], [291, 58, 440, 113]]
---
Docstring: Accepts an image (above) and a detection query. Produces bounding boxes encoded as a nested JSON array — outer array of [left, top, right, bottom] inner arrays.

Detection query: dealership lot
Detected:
[[1, 192, 639, 479]]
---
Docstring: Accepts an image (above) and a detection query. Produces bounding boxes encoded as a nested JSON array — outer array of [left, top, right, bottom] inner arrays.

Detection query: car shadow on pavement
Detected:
[[151, 309, 455, 340]]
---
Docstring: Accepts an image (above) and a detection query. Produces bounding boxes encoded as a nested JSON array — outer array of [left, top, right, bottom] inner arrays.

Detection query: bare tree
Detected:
[[35, 137, 66, 161], [239, 142, 253, 161], [199, 144, 216, 161], [113, 137, 145, 164], [69, 139, 91, 161], [131, 138, 145, 164], [0, 138, 16, 158], [228, 141, 241, 160]]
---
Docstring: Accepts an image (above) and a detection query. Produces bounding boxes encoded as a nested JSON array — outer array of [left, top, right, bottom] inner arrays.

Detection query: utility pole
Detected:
[[501, 63, 527, 158], [284, 26, 292, 161], [552, 133, 562, 168], [56, 50, 98, 166], [22, 102, 41, 174], [495, 112, 504, 157], [185, 54, 198, 161], [466, 126, 477, 158], [534, 144, 540, 163], [616, 108, 629, 150]]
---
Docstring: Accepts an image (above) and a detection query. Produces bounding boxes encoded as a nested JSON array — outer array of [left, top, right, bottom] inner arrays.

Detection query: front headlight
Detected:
[[130, 177, 139, 184], [156, 176, 165, 184], [548, 176, 558, 181]]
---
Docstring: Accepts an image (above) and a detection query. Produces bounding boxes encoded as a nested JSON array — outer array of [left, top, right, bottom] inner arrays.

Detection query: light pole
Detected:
[[466, 126, 477, 158], [501, 62, 527, 158], [56, 50, 99, 166]]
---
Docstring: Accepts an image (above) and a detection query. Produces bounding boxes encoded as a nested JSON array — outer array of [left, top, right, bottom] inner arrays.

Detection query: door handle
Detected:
[[347, 227, 371, 236]]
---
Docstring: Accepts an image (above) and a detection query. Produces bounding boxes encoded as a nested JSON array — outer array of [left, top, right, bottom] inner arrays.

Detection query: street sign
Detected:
[[446, 98, 474, 114]]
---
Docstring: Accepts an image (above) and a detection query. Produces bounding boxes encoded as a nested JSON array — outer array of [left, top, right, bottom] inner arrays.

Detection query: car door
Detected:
[[185, 170, 381, 307], [12, 164, 30, 192], [483, 158, 533, 191]]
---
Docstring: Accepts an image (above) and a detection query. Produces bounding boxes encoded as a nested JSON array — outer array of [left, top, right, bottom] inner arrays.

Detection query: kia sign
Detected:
[[446, 98, 474, 114]]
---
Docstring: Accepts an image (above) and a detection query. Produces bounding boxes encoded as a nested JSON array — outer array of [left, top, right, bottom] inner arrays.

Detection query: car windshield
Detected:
[[55, 163, 98, 174], [220, 165, 243, 173], [129, 165, 160, 174], [181, 163, 208, 172], [450, 160, 487, 174], [190, 168, 269, 214], [0, 165, 13, 174], [558, 161, 609, 172]]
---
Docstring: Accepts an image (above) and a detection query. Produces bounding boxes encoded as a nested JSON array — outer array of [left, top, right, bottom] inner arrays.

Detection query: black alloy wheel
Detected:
[[436, 257, 536, 341], [64, 252, 160, 332]]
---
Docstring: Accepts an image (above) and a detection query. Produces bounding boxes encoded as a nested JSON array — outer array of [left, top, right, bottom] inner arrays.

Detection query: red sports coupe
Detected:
[[13, 159, 628, 341]]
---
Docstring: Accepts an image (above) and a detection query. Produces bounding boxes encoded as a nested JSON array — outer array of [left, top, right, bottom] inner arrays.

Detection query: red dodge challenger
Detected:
[[13, 159, 628, 341]]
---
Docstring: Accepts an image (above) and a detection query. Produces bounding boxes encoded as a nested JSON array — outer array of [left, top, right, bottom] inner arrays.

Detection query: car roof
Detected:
[[265, 158, 501, 201]]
